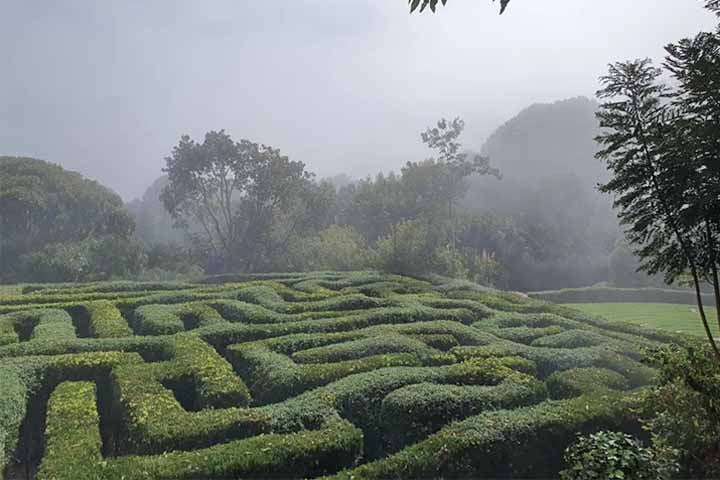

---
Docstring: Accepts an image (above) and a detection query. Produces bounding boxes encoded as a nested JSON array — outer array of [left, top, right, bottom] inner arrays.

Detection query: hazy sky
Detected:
[[2, 0, 716, 200]]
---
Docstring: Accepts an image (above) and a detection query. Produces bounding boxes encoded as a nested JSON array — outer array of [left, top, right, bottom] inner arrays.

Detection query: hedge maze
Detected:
[[0, 272, 691, 479]]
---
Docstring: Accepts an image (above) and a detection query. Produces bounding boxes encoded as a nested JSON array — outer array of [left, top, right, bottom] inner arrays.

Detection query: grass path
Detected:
[[563, 302, 720, 338]]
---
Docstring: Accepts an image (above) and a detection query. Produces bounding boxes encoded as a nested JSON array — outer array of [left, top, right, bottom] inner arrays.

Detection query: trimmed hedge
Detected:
[[228, 339, 422, 404], [0, 271, 690, 479], [111, 336, 257, 454], [329, 393, 642, 479], [380, 357, 548, 450], [0, 309, 76, 345], [34, 380, 362, 479], [76, 301, 134, 338], [0, 364, 29, 473], [131, 302, 227, 335], [35, 382, 102, 480], [530, 286, 713, 305], [546, 367, 630, 399]]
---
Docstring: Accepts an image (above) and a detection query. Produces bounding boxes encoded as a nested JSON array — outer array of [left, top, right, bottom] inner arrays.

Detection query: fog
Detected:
[[1, 0, 715, 200]]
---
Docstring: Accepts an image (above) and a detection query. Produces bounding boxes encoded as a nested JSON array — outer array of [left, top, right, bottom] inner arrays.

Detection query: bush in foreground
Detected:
[[559, 430, 678, 480]]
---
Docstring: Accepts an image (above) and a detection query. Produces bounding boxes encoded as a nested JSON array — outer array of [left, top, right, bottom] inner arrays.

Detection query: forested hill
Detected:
[[461, 97, 622, 291], [465, 96, 608, 215], [483, 97, 603, 182]]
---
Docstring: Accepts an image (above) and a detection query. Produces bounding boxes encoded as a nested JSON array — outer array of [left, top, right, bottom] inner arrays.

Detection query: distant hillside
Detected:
[[462, 97, 622, 290], [482, 96, 604, 183], [465, 96, 609, 216]]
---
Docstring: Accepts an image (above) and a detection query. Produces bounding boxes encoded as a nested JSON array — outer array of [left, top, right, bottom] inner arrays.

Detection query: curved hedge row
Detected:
[[0, 271, 690, 479], [529, 286, 713, 305]]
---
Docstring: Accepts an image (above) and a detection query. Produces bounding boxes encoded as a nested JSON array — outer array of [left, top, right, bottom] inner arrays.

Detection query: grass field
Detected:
[[0, 272, 693, 480], [563, 302, 720, 338]]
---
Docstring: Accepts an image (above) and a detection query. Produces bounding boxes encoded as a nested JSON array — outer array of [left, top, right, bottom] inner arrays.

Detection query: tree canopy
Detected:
[[161, 131, 333, 272], [0, 156, 136, 281], [595, 9, 720, 360]]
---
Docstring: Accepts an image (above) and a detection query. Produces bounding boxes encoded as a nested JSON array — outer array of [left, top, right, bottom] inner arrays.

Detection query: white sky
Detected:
[[1, 0, 716, 199]]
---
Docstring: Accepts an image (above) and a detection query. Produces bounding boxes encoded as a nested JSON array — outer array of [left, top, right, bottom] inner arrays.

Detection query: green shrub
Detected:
[[0, 309, 76, 345], [546, 367, 630, 399], [640, 345, 720, 478], [0, 365, 29, 473], [112, 336, 257, 453], [329, 394, 640, 479], [291, 334, 439, 364], [132, 302, 226, 335], [530, 330, 612, 349], [0, 271, 691, 479], [559, 431, 678, 480], [380, 359, 548, 450], [34, 380, 362, 479], [35, 382, 102, 480], [78, 301, 134, 338], [133, 304, 186, 335], [228, 340, 422, 404]]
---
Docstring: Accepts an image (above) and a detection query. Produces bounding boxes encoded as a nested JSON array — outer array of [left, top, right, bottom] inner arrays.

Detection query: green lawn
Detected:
[[563, 302, 720, 338]]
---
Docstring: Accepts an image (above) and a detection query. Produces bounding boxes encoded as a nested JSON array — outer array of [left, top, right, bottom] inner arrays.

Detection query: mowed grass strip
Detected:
[[563, 302, 720, 338]]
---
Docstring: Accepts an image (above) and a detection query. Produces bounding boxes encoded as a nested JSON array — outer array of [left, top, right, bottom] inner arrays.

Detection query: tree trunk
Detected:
[[691, 264, 720, 362], [632, 104, 720, 363], [712, 263, 720, 335]]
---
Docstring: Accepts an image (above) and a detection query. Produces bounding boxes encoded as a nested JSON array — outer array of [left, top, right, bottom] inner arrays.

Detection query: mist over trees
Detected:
[[460, 98, 626, 290], [160, 130, 336, 273], [1, 96, 669, 291], [0, 157, 144, 282], [106, 98, 660, 291], [126, 176, 185, 246]]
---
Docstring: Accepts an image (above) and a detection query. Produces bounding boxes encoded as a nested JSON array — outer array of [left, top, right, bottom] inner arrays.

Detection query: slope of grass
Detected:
[[563, 303, 720, 338]]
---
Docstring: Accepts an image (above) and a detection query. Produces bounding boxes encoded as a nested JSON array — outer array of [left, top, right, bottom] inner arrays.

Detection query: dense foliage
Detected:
[[559, 431, 678, 480], [596, 2, 720, 359], [641, 345, 720, 478], [4, 96, 641, 291], [0, 272, 686, 479], [161, 130, 335, 273], [0, 157, 140, 283]]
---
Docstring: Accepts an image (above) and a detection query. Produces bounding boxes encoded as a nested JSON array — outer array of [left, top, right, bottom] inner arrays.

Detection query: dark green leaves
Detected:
[[409, 0, 510, 14], [559, 430, 678, 480]]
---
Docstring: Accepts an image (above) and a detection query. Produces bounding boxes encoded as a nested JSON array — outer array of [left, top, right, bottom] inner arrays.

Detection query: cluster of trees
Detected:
[[0, 157, 146, 283], [2, 101, 668, 289], [150, 121, 505, 285], [128, 97, 656, 291]]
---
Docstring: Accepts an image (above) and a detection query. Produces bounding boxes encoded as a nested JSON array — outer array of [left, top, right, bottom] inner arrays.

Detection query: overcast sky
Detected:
[[2, 0, 716, 200]]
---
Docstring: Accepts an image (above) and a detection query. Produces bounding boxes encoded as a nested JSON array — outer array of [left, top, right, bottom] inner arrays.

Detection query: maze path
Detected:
[[0, 272, 694, 480]]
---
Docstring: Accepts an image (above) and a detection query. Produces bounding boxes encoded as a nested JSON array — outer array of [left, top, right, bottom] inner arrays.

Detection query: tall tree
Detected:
[[595, 4, 720, 360], [417, 117, 500, 249], [161, 130, 324, 272]]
